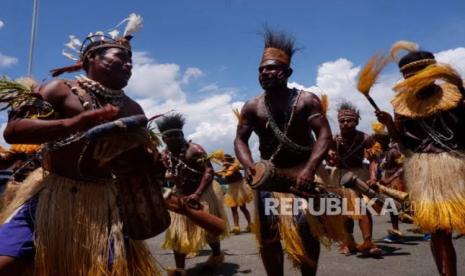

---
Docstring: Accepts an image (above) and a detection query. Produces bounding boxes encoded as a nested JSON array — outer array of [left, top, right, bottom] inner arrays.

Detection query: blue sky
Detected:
[[1, 0, 465, 153], [3, 1, 465, 92]]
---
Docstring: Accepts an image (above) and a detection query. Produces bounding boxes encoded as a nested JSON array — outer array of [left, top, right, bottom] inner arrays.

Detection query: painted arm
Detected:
[[3, 80, 118, 144]]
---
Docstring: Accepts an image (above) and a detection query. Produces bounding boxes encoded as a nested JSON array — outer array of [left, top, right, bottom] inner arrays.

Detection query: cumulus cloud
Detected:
[[182, 67, 203, 84], [0, 52, 18, 68], [435, 47, 465, 75], [126, 51, 246, 156]]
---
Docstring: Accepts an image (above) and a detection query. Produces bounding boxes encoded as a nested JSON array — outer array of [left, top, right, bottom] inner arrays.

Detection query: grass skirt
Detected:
[[224, 179, 254, 207], [253, 191, 347, 268], [162, 181, 229, 254], [404, 151, 465, 233], [0, 169, 160, 276]]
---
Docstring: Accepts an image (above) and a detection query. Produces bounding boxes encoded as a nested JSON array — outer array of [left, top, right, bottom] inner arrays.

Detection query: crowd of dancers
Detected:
[[0, 13, 463, 276]]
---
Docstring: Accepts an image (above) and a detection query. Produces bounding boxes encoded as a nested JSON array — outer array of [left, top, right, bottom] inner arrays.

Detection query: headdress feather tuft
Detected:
[[232, 107, 242, 124], [390, 40, 419, 61], [123, 13, 143, 37]]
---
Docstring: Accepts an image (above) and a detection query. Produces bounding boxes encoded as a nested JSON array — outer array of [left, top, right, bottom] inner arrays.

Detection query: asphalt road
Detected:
[[147, 202, 465, 276]]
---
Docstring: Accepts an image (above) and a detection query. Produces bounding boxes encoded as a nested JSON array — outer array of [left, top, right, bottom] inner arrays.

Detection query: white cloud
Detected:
[[127, 51, 244, 156], [182, 67, 203, 84], [132, 51, 154, 64], [435, 47, 465, 76], [199, 83, 220, 92], [0, 20, 4, 30], [0, 52, 18, 68]]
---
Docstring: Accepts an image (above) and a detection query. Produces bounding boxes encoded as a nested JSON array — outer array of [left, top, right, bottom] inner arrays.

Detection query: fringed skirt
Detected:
[[162, 181, 229, 254], [404, 151, 465, 234], [253, 191, 347, 268], [0, 170, 160, 276], [224, 179, 254, 207]]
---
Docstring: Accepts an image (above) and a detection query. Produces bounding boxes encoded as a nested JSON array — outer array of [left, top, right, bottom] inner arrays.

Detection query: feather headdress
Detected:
[[390, 40, 419, 62], [51, 13, 143, 77], [391, 63, 464, 118]]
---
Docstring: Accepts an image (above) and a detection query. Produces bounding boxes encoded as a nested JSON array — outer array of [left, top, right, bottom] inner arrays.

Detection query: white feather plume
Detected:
[[64, 35, 82, 53], [123, 13, 143, 37], [94, 31, 105, 41], [108, 30, 119, 40], [62, 50, 79, 61]]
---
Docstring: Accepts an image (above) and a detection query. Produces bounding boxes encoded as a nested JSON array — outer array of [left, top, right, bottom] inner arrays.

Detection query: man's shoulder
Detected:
[[40, 79, 72, 93], [243, 95, 261, 107], [358, 130, 375, 145], [298, 90, 320, 103], [188, 142, 206, 155], [241, 95, 262, 117], [120, 94, 144, 115], [39, 79, 74, 103]]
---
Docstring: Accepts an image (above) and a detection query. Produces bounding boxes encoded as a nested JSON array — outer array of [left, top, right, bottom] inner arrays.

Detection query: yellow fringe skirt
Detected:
[[224, 179, 254, 207], [162, 181, 229, 254], [253, 191, 347, 268], [404, 151, 465, 234], [0, 169, 160, 276]]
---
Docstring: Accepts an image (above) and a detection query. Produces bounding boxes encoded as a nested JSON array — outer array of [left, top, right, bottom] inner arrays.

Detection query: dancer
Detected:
[[0, 14, 166, 275], [234, 28, 346, 276], [327, 102, 382, 256], [216, 154, 253, 234], [158, 113, 229, 275], [376, 40, 465, 275]]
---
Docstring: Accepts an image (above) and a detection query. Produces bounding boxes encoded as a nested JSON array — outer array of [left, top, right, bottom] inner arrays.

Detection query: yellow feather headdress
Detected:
[[391, 63, 464, 118], [389, 40, 419, 61], [393, 63, 463, 95]]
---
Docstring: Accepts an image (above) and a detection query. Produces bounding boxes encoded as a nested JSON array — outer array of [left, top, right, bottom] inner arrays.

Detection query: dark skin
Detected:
[[161, 131, 221, 269], [0, 47, 147, 273], [327, 116, 381, 256], [234, 59, 331, 276]]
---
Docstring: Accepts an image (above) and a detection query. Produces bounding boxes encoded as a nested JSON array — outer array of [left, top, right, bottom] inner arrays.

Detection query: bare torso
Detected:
[[40, 79, 144, 179], [162, 142, 211, 195], [244, 89, 320, 168], [331, 130, 373, 169]]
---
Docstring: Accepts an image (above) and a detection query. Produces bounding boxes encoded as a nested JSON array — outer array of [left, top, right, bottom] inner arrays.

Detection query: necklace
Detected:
[[76, 75, 124, 107], [167, 143, 202, 177]]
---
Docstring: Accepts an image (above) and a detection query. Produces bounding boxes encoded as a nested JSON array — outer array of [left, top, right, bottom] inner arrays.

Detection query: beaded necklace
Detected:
[[76, 75, 124, 107]]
